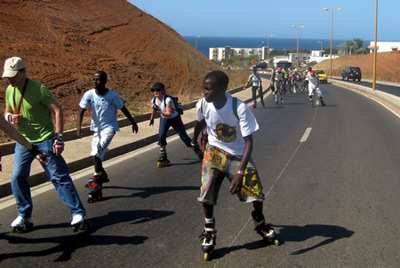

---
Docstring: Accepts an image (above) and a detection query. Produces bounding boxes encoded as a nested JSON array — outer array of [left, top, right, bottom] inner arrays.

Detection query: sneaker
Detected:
[[11, 215, 33, 233], [71, 214, 84, 226]]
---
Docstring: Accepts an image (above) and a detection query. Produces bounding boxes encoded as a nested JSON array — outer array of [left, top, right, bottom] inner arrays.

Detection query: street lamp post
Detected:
[[291, 24, 304, 67], [323, 7, 342, 79], [266, 33, 273, 60], [372, 0, 379, 91]]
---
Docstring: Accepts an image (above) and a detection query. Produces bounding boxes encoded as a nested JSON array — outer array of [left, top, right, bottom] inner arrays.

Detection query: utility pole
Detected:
[[291, 24, 304, 67], [372, 0, 379, 91], [323, 7, 342, 79]]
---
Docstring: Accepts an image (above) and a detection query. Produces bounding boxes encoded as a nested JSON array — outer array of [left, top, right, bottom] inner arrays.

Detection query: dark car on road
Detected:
[[341, 66, 362, 82]]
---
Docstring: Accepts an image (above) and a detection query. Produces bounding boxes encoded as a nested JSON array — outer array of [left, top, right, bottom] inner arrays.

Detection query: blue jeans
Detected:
[[11, 138, 85, 218], [158, 116, 192, 147]]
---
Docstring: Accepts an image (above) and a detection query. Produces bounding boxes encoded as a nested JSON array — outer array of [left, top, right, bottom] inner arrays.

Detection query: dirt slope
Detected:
[[0, 0, 217, 118], [315, 51, 400, 82]]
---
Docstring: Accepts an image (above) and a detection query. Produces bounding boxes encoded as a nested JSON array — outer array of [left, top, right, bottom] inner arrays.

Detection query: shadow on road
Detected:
[[212, 239, 273, 260], [273, 223, 354, 255], [211, 223, 353, 259], [0, 209, 173, 263], [99, 185, 198, 201]]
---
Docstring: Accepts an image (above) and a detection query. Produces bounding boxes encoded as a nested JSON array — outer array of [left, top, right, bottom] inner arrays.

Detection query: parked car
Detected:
[[315, 70, 328, 84], [341, 67, 362, 82]]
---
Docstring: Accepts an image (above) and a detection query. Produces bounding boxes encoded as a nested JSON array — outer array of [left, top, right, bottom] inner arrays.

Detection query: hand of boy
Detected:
[[229, 174, 242, 194], [132, 122, 139, 134]]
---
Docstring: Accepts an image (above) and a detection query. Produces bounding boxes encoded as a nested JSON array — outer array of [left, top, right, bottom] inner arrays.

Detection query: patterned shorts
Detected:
[[198, 145, 265, 205]]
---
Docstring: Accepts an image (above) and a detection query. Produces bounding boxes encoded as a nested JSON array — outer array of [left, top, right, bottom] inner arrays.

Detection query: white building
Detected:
[[369, 41, 400, 53], [288, 53, 310, 64], [209, 46, 270, 61], [308, 50, 339, 63]]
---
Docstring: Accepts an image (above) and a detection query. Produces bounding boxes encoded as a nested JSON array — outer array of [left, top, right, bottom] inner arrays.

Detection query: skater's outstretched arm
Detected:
[[229, 135, 253, 194], [121, 106, 138, 134], [76, 108, 86, 137], [193, 119, 206, 144]]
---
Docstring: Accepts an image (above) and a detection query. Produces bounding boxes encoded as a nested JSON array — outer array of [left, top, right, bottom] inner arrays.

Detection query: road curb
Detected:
[[329, 79, 400, 118], [0, 85, 270, 198]]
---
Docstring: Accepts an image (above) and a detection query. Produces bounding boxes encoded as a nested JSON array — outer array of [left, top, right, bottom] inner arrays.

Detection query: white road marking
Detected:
[[300, 127, 312, 143]]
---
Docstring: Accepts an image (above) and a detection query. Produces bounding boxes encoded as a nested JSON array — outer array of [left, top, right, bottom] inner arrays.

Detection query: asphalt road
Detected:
[[334, 78, 400, 97], [0, 84, 400, 267]]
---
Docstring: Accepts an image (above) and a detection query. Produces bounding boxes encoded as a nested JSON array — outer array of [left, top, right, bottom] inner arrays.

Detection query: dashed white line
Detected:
[[300, 127, 312, 143]]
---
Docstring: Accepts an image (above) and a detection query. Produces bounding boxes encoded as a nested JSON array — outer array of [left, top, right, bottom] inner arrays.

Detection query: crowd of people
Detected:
[[1, 55, 327, 260]]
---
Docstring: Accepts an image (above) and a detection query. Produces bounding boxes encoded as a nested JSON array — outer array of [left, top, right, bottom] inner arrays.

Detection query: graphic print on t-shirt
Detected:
[[215, 123, 236, 143]]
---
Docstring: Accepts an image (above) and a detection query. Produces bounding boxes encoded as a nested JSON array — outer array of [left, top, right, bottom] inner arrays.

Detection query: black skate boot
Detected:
[[199, 218, 216, 261], [11, 216, 34, 233], [157, 146, 170, 168], [97, 170, 109, 184], [251, 211, 280, 246], [191, 142, 203, 160], [320, 97, 326, 106], [86, 175, 103, 203]]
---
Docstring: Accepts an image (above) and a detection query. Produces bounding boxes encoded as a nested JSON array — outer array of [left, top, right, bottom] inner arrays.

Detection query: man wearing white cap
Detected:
[[2, 56, 86, 232]]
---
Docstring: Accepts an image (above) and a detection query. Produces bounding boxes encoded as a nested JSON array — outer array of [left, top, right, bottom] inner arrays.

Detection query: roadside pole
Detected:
[[372, 0, 379, 91]]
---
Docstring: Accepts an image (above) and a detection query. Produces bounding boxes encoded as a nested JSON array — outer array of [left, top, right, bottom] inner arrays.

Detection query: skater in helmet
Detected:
[[77, 71, 139, 202], [193, 71, 279, 260], [149, 82, 202, 168], [245, 66, 265, 109]]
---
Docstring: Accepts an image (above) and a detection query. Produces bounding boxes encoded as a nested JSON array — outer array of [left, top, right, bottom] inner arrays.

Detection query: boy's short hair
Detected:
[[151, 82, 165, 92], [204, 70, 229, 89]]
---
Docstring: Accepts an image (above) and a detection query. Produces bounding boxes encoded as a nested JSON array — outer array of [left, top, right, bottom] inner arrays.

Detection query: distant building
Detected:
[[308, 50, 339, 63], [369, 41, 400, 53], [288, 53, 310, 64], [209, 46, 271, 61]]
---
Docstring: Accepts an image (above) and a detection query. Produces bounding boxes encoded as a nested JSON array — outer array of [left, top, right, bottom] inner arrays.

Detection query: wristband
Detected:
[[54, 133, 64, 143], [4, 112, 12, 123]]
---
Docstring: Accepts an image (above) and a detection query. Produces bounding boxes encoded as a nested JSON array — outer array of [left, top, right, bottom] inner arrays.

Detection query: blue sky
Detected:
[[129, 0, 399, 41]]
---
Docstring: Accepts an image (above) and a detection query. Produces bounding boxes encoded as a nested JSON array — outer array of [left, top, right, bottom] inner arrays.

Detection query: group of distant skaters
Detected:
[[247, 65, 326, 107], [1, 55, 290, 259]]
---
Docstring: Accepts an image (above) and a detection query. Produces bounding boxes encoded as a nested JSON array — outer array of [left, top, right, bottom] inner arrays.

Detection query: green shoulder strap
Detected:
[[232, 97, 239, 121]]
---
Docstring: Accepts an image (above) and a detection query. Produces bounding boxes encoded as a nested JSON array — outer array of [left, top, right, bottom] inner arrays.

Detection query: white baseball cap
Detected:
[[2, 57, 26, 78]]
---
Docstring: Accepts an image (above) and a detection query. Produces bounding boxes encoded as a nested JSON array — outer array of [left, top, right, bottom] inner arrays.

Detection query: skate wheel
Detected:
[[156, 161, 161, 168], [203, 252, 210, 261], [273, 239, 280, 246]]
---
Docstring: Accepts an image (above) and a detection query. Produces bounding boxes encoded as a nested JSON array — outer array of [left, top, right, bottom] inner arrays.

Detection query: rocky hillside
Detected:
[[0, 0, 217, 119], [315, 51, 400, 82]]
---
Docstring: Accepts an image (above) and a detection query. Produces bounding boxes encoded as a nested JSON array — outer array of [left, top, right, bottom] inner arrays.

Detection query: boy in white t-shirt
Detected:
[[193, 71, 278, 259], [77, 71, 139, 202]]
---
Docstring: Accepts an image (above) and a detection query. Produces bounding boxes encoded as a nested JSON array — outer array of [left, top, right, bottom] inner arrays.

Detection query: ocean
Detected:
[[184, 36, 344, 58]]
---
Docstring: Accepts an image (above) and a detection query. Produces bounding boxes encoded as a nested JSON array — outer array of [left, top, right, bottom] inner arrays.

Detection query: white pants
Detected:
[[91, 127, 116, 160], [308, 84, 322, 97]]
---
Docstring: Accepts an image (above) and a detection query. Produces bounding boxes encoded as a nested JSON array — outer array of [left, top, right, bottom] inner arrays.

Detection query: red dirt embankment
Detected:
[[315, 51, 400, 82], [0, 0, 218, 119]]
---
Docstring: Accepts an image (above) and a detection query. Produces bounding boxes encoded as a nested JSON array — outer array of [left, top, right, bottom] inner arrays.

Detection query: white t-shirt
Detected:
[[151, 96, 179, 119], [248, 73, 261, 87], [79, 89, 124, 132], [196, 93, 259, 156], [306, 72, 319, 89]]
